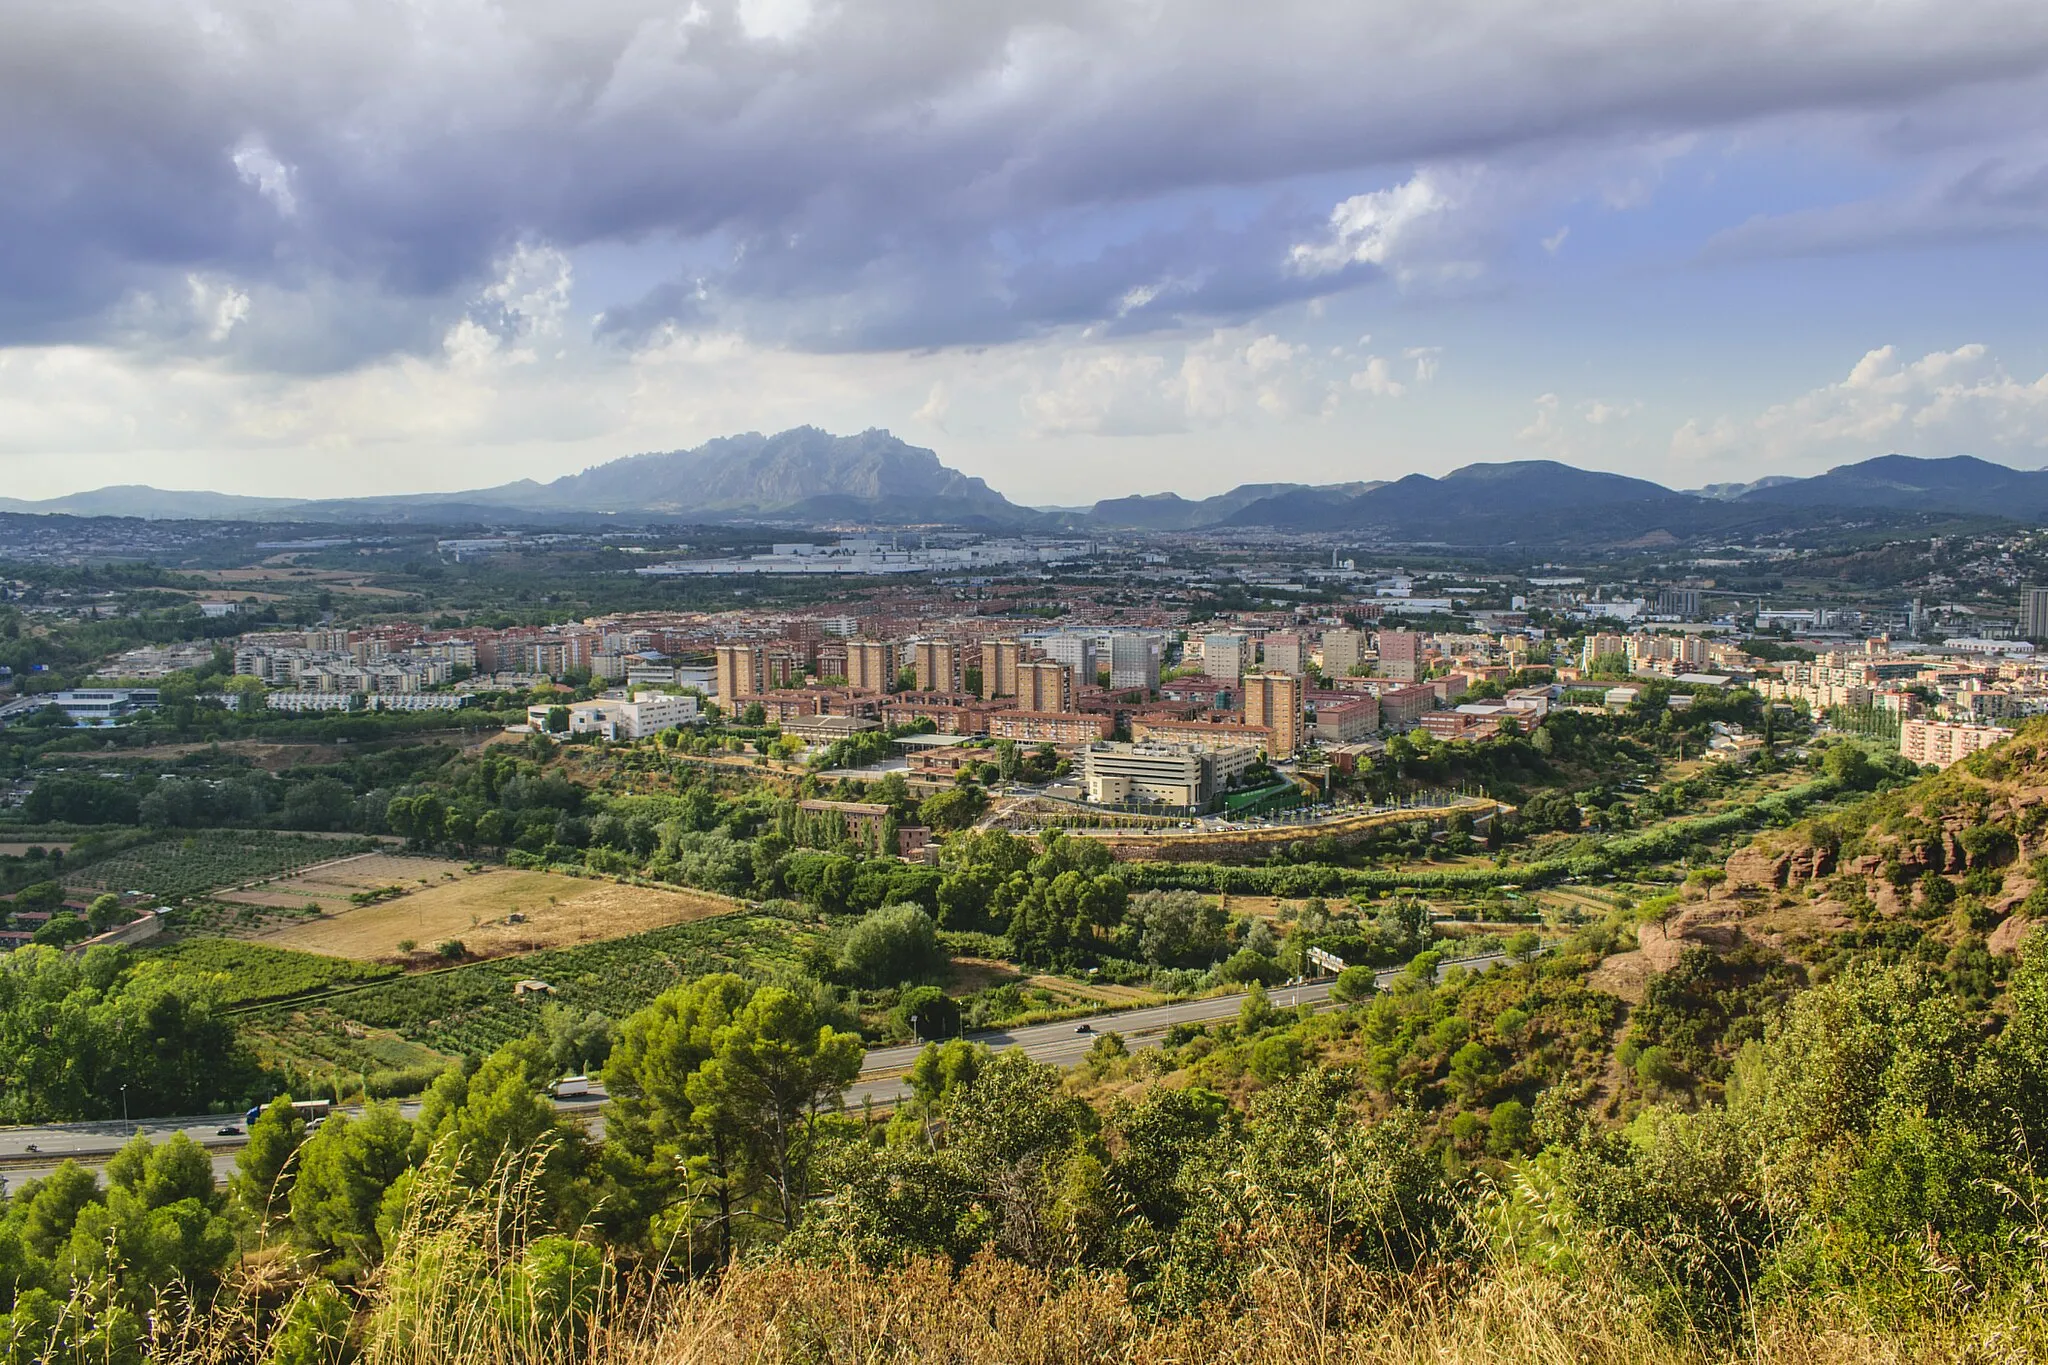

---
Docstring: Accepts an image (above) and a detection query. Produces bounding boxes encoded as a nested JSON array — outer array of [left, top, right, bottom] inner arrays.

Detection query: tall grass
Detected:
[[141, 1146, 2048, 1365]]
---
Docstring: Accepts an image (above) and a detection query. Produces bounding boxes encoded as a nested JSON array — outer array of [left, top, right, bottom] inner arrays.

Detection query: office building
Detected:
[[1079, 740, 1258, 811], [980, 638, 1023, 698], [525, 691, 699, 741], [714, 643, 764, 702], [1241, 670, 1305, 757], [1203, 632, 1249, 681], [1262, 633, 1305, 676], [1377, 630, 1422, 682], [1016, 659, 1074, 713], [912, 639, 958, 693], [1320, 628, 1364, 677]]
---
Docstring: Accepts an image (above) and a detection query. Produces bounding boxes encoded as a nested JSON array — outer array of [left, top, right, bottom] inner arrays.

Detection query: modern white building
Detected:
[[526, 691, 700, 740], [1079, 740, 1258, 811]]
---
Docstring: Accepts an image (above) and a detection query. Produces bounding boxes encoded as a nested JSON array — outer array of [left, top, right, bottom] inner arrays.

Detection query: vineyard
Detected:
[[66, 831, 381, 900], [243, 908, 823, 1071], [143, 938, 400, 1006]]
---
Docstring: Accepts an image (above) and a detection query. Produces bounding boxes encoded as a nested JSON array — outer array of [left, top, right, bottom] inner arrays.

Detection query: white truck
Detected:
[[549, 1076, 592, 1099]]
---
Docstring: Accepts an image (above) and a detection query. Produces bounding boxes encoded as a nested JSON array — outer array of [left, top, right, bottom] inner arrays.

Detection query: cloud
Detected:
[[1670, 344, 2048, 466], [6, 0, 2048, 360], [1289, 173, 1461, 278], [1581, 398, 1640, 426], [231, 141, 298, 218], [1022, 328, 1358, 436], [1517, 393, 1565, 453]]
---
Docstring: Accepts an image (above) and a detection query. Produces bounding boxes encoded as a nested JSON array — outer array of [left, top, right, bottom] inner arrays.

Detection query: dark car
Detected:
[[216, 1126, 242, 1137], [1075, 1023, 1094, 1034]]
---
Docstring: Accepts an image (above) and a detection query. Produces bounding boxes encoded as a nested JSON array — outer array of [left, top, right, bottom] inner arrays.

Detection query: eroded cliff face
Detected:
[[1593, 731, 2048, 1004]]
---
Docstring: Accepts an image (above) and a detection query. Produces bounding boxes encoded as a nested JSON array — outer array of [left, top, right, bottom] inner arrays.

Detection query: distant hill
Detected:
[[5, 443, 2046, 540], [0, 486, 301, 519], [0, 428, 1036, 527], [1733, 454, 2048, 519], [503, 427, 1019, 519], [1087, 482, 1380, 530], [1690, 475, 1798, 501], [1215, 460, 1710, 543]]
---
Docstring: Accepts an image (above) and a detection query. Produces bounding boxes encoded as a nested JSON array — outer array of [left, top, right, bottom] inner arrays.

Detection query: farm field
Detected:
[[0, 842, 72, 857], [66, 831, 377, 899], [143, 938, 400, 1006], [220, 852, 481, 913], [242, 909, 825, 1072], [248, 867, 739, 962]]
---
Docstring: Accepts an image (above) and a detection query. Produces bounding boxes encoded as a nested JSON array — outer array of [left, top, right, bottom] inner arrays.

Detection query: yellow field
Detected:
[[250, 868, 737, 962]]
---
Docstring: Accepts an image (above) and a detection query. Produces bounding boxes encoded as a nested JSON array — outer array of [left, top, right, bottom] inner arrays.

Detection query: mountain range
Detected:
[[4, 429, 2047, 545]]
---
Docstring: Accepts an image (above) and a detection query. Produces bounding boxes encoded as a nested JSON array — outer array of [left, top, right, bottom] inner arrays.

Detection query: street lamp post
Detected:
[[120, 1085, 129, 1125]]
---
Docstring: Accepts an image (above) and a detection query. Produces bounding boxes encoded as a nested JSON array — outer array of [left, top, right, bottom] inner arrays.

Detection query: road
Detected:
[[846, 952, 1513, 1108], [0, 953, 1519, 1185]]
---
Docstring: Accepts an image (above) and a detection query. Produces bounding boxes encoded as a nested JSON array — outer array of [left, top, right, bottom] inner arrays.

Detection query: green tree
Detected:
[[231, 1096, 308, 1225], [896, 984, 961, 1043], [599, 973, 754, 1255], [1487, 1099, 1532, 1155], [289, 1104, 415, 1271], [839, 903, 945, 987], [685, 985, 864, 1233], [1331, 965, 1379, 1002]]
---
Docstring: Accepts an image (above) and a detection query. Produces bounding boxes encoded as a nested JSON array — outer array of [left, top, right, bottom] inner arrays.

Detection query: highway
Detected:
[[0, 953, 1518, 1185]]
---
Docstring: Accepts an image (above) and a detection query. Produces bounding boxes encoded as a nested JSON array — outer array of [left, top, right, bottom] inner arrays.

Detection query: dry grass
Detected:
[[156, 1241, 2048, 1365], [249, 868, 737, 962], [224, 852, 472, 910]]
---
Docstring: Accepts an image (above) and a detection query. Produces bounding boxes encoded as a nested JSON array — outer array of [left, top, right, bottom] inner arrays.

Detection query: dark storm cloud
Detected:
[[7, 0, 2048, 358]]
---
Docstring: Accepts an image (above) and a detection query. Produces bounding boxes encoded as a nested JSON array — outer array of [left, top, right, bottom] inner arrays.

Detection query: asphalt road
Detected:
[[0, 953, 1518, 1185]]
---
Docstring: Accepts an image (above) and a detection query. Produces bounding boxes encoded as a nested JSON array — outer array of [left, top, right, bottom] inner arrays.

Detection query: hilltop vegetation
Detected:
[[15, 698, 2048, 1361]]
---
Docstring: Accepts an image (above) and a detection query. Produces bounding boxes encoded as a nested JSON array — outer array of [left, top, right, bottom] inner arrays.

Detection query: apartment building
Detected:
[[912, 639, 958, 692], [1901, 718, 2009, 770], [1106, 633, 1162, 690], [1376, 682, 1437, 730], [1038, 634, 1096, 682], [1262, 633, 1305, 676], [980, 638, 1023, 698], [1202, 632, 1249, 681], [1312, 693, 1379, 743], [847, 640, 898, 692], [1319, 628, 1363, 678], [2025, 586, 2048, 642], [1377, 630, 1422, 682], [714, 643, 765, 702], [987, 710, 1113, 745], [1016, 659, 1074, 713], [1241, 671, 1305, 757]]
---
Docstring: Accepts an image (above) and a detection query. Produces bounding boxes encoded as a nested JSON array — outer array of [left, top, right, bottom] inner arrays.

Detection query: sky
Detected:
[[7, 0, 2048, 507]]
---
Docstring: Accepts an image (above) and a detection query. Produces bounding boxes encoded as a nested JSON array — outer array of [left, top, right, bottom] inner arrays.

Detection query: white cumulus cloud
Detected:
[[1670, 344, 2048, 467]]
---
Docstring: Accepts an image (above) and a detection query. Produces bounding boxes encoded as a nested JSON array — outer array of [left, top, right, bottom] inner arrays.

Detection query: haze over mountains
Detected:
[[4, 428, 2047, 545]]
